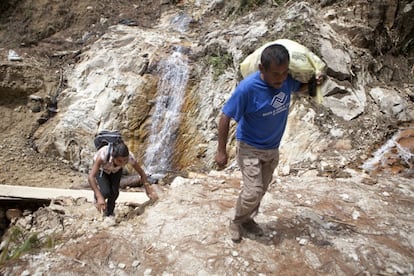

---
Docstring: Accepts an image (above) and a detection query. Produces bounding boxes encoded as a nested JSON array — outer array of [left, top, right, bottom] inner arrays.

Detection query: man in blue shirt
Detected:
[[215, 44, 307, 242]]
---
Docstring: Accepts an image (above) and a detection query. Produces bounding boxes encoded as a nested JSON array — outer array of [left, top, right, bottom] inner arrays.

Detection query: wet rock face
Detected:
[[386, 128, 414, 174], [362, 124, 414, 176], [397, 129, 414, 153]]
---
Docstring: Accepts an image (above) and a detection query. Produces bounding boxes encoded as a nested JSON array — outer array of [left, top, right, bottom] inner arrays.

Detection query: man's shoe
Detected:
[[242, 219, 264, 236], [229, 221, 242, 242]]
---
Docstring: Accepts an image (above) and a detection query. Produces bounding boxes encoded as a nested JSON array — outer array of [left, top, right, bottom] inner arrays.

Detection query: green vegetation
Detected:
[[274, 20, 307, 42], [0, 226, 55, 265], [206, 52, 233, 81], [239, 0, 266, 10], [238, 0, 287, 11], [273, 0, 288, 6]]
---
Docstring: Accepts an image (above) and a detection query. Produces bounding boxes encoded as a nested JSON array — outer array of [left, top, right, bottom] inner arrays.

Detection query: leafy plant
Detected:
[[273, 0, 288, 6], [239, 0, 266, 11], [277, 21, 307, 40], [238, 0, 288, 12], [0, 226, 53, 265], [207, 52, 233, 81]]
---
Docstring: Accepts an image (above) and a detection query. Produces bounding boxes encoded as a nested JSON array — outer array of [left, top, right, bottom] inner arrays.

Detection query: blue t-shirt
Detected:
[[222, 71, 301, 149]]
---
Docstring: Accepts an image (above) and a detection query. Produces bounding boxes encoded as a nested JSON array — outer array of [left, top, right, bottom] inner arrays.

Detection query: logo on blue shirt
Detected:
[[271, 92, 287, 109]]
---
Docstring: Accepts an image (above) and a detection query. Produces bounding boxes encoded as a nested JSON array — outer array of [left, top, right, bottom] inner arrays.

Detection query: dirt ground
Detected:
[[1, 170, 413, 275], [0, 102, 86, 188]]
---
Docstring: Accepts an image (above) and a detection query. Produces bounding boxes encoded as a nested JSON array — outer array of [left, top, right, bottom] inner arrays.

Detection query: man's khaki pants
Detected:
[[233, 141, 279, 224]]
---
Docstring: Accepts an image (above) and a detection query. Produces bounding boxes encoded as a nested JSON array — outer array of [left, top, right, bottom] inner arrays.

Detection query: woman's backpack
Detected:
[[94, 130, 123, 161]]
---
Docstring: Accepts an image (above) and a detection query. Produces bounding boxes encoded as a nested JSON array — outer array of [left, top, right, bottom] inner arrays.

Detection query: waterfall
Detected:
[[144, 49, 189, 176], [170, 12, 192, 33]]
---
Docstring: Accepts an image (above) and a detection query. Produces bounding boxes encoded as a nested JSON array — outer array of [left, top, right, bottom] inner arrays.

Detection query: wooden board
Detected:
[[0, 184, 149, 204]]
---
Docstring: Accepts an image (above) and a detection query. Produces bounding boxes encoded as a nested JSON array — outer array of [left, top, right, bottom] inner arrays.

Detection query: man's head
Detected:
[[259, 44, 290, 89]]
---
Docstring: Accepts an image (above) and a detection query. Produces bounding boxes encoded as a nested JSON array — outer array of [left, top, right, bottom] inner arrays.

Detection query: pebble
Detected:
[[352, 210, 360, 220], [299, 238, 308, 246], [8, 50, 22, 61], [6, 208, 22, 220], [132, 260, 141, 267], [390, 264, 404, 274], [339, 194, 351, 202], [197, 270, 209, 276]]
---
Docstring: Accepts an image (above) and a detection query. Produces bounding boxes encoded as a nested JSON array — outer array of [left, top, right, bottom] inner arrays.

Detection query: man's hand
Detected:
[[306, 73, 326, 97], [215, 151, 228, 170], [315, 74, 325, 85]]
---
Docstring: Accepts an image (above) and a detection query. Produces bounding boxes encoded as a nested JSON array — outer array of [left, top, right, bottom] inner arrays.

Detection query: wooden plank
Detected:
[[0, 184, 149, 204]]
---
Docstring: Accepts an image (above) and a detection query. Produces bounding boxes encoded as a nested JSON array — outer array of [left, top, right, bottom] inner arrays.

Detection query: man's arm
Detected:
[[215, 113, 231, 169], [297, 74, 325, 96]]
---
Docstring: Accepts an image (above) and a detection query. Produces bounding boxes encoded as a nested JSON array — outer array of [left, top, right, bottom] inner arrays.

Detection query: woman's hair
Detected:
[[112, 142, 129, 158], [260, 44, 290, 70]]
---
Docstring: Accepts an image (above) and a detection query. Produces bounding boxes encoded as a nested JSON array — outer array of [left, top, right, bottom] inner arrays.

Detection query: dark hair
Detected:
[[260, 44, 290, 70], [112, 142, 129, 158]]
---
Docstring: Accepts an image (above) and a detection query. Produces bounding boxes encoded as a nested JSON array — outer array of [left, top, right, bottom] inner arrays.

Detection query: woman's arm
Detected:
[[131, 161, 158, 201], [88, 157, 106, 212]]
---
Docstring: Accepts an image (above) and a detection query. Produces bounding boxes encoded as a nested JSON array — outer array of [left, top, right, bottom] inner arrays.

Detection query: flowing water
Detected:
[[170, 12, 192, 33], [144, 49, 189, 176], [362, 127, 414, 174]]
